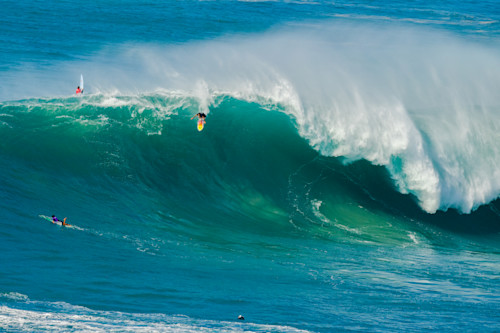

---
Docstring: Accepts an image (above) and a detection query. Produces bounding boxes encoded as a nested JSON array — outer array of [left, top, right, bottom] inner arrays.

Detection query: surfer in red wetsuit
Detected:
[[76, 86, 82, 94]]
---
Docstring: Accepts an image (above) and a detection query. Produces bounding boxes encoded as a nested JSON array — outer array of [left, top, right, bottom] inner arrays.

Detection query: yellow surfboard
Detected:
[[197, 119, 205, 131]]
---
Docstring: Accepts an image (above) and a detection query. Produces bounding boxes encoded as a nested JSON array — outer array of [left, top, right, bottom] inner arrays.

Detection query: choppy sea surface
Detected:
[[1, 1, 500, 332]]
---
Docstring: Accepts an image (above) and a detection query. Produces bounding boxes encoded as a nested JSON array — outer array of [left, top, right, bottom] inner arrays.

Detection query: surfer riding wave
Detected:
[[191, 112, 207, 131]]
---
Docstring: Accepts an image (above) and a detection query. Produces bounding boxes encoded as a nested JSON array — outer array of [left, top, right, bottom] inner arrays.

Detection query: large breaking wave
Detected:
[[2, 21, 500, 214]]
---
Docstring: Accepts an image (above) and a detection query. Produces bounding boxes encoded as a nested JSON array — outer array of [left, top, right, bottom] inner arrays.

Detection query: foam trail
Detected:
[[0, 293, 310, 333]]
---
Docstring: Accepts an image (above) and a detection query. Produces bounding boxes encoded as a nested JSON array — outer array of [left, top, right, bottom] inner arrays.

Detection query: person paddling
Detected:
[[52, 215, 69, 226]]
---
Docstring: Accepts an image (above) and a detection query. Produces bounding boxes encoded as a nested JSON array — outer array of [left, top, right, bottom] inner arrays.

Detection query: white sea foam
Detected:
[[0, 293, 310, 333], [408, 232, 420, 244], [311, 199, 362, 234]]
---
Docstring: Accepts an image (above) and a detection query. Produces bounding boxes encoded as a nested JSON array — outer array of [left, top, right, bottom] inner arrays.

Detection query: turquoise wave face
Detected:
[[1, 95, 499, 240]]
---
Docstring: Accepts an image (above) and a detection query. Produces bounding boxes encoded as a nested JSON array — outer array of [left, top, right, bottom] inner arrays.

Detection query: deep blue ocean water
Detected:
[[1, 1, 500, 332]]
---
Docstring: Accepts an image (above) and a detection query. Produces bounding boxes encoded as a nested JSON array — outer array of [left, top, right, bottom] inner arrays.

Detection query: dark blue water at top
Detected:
[[2, 0, 499, 70]]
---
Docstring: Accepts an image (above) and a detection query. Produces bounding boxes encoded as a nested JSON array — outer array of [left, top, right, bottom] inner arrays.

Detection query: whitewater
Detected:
[[4, 23, 500, 214], [1, 0, 500, 332]]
